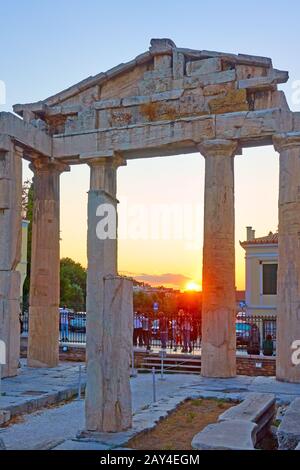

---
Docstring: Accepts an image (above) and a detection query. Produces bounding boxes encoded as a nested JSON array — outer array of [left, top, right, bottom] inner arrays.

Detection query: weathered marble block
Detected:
[[154, 54, 172, 71], [186, 57, 222, 76], [85, 276, 133, 433], [0, 410, 11, 426], [207, 89, 248, 114], [192, 420, 257, 450], [184, 69, 236, 89], [219, 393, 276, 441], [173, 51, 185, 79], [0, 178, 9, 210], [278, 398, 300, 450]]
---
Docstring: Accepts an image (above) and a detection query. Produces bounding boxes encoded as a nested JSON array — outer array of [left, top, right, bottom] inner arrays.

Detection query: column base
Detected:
[[0, 296, 21, 379], [201, 359, 237, 379], [201, 310, 237, 378], [27, 306, 59, 368], [276, 362, 300, 384], [276, 376, 300, 384]]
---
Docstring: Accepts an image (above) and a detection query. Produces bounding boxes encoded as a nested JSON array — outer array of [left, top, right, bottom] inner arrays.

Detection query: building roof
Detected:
[[240, 231, 278, 248]]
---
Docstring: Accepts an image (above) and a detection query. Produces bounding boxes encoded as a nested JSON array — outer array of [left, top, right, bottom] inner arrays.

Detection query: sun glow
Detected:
[[185, 281, 201, 292]]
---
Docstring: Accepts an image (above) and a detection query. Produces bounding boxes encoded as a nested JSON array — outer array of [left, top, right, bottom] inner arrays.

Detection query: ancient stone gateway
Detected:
[[1, 38, 300, 432]]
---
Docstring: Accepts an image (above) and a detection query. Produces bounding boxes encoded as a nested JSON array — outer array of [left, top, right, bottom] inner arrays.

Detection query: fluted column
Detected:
[[28, 158, 69, 368], [273, 133, 300, 383], [0, 138, 22, 377], [85, 155, 133, 433], [199, 139, 238, 378]]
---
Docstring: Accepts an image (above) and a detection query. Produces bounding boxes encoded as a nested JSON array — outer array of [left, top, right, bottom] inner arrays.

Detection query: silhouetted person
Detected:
[[133, 311, 143, 347], [60, 306, 69, 342], [181, 311, 192, 353], [142, 313, 151, 351], [247, 324, 261, 355], [263, 334, 274, 356]]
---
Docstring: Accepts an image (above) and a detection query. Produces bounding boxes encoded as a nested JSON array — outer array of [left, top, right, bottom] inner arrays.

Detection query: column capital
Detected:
[[88, 154, 126, 193], [198, 139, 238, 158], [14, 145, 24, 159], [273, 132, 300, 153], [29, 157, 70, 174], [87, 153, 126, 170]]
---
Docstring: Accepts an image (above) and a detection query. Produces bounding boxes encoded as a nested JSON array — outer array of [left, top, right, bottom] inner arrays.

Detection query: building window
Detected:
[[263, 264, 278, 295], [263, 320, 277, 341]]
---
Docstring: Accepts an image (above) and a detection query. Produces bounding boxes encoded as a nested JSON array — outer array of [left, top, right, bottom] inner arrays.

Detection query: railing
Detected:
[[134, 312, 277, 356], [59, 310, 86, 344], [21, 309, 277, 356], [20, 308, 87, 344]]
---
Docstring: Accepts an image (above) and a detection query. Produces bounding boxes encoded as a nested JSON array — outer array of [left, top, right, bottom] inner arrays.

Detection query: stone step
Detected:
[[142, 356, 201, 363], [278, 397, 300, 450], [192, 393, 276, 450], [192, 420, 258, 450], [142, 356, 201, 365], [138, 368, 199, 375], [140, 355, 201, 374], [142, 361, 201, 368], [219, 392, 276, 442]]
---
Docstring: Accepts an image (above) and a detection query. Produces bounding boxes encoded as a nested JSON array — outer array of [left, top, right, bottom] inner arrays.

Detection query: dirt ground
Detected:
[[126, 398, 234, 450]]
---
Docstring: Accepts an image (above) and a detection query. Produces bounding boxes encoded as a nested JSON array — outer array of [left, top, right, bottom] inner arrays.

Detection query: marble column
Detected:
[[198, 139, 238, 378], [0, 137, 22, 377], [28, 158, 68, 368], [273, 133, 300, 383], [85, 156, 133, 433]]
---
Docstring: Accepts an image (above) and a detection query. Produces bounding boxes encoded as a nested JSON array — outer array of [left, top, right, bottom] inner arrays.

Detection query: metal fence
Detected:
[[21, 309, 277, 356], [133, 312, 277, 356], [21, 309, 87, 344]]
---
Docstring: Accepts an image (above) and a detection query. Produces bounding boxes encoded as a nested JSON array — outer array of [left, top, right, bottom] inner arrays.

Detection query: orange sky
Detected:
[[24, 145, 279, 292]]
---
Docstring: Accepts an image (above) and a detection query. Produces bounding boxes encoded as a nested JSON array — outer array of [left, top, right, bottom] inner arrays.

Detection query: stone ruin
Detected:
[[1, 38, 300, 433]]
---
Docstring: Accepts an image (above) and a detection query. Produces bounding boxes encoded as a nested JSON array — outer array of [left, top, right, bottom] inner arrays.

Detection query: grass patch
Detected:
[[126, 398, 233, 450]]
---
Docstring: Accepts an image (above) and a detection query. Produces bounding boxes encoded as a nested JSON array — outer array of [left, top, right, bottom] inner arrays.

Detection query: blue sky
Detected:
[[1, 0, 299, 110], [1, 0, 299, 289]]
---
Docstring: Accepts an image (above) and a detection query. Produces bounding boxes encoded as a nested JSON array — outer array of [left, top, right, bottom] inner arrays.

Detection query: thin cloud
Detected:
[[133, 273, 192, 288]]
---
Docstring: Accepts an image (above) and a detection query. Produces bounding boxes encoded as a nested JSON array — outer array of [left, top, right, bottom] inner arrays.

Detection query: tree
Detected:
[[60, 258, 87, 310], [133, 291, 154, 312], [21, 181, 87, 311]]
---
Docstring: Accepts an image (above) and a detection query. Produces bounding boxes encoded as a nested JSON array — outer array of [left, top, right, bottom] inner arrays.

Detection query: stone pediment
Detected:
[[13, 38, 289, 139]]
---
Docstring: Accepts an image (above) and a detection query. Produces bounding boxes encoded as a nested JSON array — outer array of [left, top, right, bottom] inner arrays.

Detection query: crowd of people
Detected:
[[133, 309, 200, 353]]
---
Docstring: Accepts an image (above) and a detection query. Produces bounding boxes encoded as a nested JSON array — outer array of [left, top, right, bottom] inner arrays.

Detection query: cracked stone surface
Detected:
[[277, 398, 300, 450], [1, 368, 300, 450], [0, 360, 86, 418], [192, 420, 257, 450]]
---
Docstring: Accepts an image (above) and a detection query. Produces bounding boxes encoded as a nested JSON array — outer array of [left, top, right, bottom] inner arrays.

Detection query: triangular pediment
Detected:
[[13, 38, 289, 138]]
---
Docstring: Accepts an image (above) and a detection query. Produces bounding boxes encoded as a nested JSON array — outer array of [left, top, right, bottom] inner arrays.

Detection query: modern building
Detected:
[[240, 227, 278, 316], [240, 227, 278, 339]]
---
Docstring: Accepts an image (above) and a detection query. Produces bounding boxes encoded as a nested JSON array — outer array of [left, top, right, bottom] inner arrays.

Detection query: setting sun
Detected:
[[185, 281, 202, 292]]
